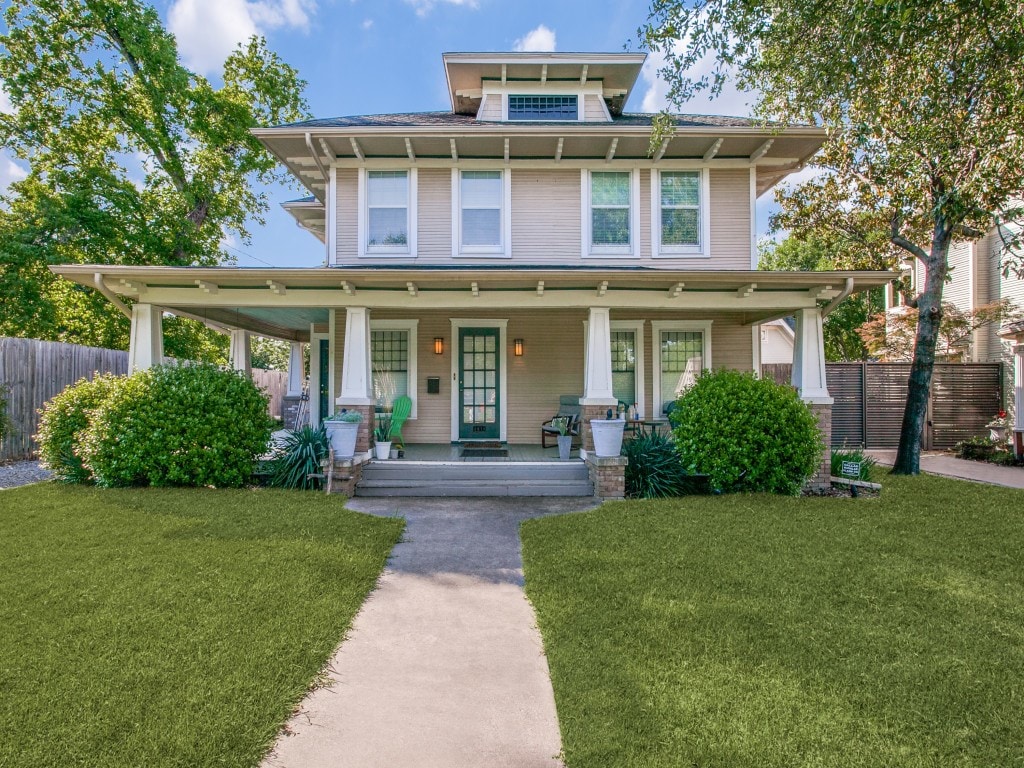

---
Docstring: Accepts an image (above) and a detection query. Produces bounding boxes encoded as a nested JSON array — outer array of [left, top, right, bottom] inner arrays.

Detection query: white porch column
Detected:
[[286, 341, 304, 396], [128, 303, 163, 372], [337, 306, 373, 405], [229, 330, 251, 375], [791, 307, 832, 403], [581, 307, 617, 406], [1014, 344, 1023, 432]]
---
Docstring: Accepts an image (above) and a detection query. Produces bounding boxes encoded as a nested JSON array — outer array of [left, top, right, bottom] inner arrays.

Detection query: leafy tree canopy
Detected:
[[0, 0, 308, 359], [641, 0, 1024, 473]]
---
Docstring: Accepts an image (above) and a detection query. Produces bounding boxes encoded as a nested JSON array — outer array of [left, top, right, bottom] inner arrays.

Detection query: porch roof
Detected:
[[51, 264, 895, 343]]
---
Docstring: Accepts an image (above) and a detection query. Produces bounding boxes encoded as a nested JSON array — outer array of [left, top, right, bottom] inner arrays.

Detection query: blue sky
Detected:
[[1, 0, 790, 268]]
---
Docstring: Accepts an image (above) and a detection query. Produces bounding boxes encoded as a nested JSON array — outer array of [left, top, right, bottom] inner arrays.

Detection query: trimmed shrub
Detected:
[[672, 369, 823, 495], [622, 427, 707, 498], [37, 374, 123, 483], [82, 364, 272, 488], [831, 448, 878, 482], [269, 426, 330, 490]]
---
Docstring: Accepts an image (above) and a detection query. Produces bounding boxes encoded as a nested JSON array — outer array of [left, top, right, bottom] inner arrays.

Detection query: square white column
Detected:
[[791, 307, 832, 404], [229, 330, 251, 374], [1014, 345, 1023, 431], [128, 303, 163, 372], [337, 306, 374, 405], [581, 307, 618, 406], [286, 341, 304, 396]]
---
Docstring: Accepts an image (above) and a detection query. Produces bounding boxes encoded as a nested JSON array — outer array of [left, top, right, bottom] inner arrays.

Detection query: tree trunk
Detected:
[[892, 230, 951, 475]]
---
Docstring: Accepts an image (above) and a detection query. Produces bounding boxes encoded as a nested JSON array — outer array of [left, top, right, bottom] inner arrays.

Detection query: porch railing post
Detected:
[[128, 303, 163, 372]]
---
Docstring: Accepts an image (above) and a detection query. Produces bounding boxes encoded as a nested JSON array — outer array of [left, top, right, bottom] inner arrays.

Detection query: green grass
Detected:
[[0, 484, 403, 767], [521, 475, 1024, 768]]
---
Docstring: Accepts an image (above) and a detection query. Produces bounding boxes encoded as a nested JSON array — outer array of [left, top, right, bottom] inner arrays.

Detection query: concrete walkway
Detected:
[[263, 496, 598, 768], [868, 450, 1024, 489]]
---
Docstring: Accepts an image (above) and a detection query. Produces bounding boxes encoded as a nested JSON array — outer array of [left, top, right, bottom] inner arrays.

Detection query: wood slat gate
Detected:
[[762, 362, 1002, 449]]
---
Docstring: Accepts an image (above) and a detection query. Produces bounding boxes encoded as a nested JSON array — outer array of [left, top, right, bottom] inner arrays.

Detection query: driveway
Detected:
[[262, 496, 598, 768]]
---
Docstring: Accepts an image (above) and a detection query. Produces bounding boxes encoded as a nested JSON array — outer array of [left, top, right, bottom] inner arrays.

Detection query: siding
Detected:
[[333, 310, 754, 443], [417, 168, 452, 257], [944, 241, 973, 311], [477, 94, 502, 121], [638, 169, 652, 258], [708, 169, 752, 269], [511, 170, 581, 262], [583, 94, 607, 121], [335, 168, 358, 262]]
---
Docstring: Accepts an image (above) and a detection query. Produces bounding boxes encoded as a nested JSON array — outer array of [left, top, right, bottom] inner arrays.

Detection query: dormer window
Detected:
[[507, 95, 578, 121]]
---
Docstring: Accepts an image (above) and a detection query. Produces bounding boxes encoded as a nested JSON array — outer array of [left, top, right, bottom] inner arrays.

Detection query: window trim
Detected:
[[650, 320, 712, 418], [501, 89, 587, 122], [358, 168, 418, 257], [651, 169, 711, 258], [451, 168, 512, 257], [370, 319, 418, 419], [506, 94, 580, 122], [581, 169, 640, 258]]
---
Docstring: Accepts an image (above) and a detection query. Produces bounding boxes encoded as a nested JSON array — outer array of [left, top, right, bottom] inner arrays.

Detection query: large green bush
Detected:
[[672, 369, 823, 495], [37, 374, 122, 483], [81, 364, 272, 488]]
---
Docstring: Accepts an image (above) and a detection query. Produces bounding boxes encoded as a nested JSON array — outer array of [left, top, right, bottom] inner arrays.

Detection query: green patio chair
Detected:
[[389, 395, 413, 447]]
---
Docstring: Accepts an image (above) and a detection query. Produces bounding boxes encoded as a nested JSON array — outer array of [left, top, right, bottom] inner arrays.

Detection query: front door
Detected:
[[458, 327, 500, 440], [317, 339, 329, 425]]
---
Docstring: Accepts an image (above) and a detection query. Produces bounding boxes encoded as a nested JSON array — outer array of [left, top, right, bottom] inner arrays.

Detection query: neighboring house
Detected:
[[760, 318, 795, 364], [52, 51, 891, 496]]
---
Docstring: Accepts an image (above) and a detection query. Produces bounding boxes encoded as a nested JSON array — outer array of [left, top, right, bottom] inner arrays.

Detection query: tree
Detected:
[[0, 0, 308, 360], [641, 0, 1024, 473], [250, 337, 290, 371], [758, 236, 885, 361]]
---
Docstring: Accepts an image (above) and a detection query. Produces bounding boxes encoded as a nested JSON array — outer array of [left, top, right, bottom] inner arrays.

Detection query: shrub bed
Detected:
[[672, 369, 823, 495], [37, 374, 121, 483]]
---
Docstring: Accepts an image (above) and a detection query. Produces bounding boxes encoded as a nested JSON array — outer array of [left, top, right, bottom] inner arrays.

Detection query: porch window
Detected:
[[365, 170, 410, 253], [370, 319, 418, 416], [611, 330, 637, 407], [652, 322, 712, 416], [656, 170, 704, 255], [454, 169, 509, 256]]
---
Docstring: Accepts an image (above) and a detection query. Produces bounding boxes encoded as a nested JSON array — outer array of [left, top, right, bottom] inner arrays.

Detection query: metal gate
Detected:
[[762, 362, 1003, 449]]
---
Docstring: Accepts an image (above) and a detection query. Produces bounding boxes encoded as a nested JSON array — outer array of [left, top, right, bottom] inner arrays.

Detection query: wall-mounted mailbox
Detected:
[[426, 377, 440, 394]]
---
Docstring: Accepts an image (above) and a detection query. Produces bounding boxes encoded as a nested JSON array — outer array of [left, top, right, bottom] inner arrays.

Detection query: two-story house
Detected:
[[52, 51, 892, 496]]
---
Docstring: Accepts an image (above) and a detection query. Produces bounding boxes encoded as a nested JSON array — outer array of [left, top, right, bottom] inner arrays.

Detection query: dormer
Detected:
[[443, 52, 647, 123]]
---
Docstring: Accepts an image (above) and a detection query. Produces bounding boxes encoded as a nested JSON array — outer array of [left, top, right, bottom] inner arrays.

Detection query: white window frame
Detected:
[[451, 168, 512, 257], [582, 169, 640, 258], [651, 168, 711, 258], [370, 319, 418, 419], [358, 168, 418, 257], [505, 93, 582, 122], [650, 320, 713, 419]]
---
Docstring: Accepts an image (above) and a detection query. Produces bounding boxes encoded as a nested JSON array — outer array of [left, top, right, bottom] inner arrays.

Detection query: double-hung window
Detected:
[[655, 170, 706, 256], [454, 169, 508, 256], [651, 322, 711, 417], [363, 170, 414, 255], [586, 170, 636, 256]]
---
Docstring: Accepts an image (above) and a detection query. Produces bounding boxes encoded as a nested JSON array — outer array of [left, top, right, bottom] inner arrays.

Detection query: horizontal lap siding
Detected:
[[417, 169, 452, 258], [511, 170, 581, 262], [639, 169, 652, 258], [583, 94, 606, 121], [944, 241, 972, 311], [707, 169, 751, 270], [335, 168, 358, 262], [477, 95, 501, 121]]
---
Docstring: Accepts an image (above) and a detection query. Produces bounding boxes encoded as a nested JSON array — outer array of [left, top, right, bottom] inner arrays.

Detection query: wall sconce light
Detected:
[[434, 337, 444, 355], [514, 338, 524, 357]]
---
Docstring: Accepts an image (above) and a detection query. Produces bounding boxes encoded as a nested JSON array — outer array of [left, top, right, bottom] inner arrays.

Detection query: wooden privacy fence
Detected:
[[0, 337, 288, 462], [762, 362, 1003, 450]]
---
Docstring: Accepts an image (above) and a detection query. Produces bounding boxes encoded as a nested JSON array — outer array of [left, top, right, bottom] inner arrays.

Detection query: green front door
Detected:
[[318, 339, 329, 425], [458, 327, 500, 440]]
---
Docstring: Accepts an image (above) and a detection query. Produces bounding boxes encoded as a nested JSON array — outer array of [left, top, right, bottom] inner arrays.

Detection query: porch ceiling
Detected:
[[51, 264, 895, 340]]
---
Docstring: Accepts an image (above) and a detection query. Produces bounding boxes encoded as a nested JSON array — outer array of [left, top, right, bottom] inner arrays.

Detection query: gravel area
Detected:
[[0, 460, 52, 489]]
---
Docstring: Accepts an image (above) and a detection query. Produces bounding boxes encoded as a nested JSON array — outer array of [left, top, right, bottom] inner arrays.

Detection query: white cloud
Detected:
[[640, 46, 755, 117], [0, 152, 28, 194], [403, 0, 478, 18], [168, 0, 315, 75], [361, 18, 373, 29], [0, 87, 12, 114], [513, 24, 556, 53]]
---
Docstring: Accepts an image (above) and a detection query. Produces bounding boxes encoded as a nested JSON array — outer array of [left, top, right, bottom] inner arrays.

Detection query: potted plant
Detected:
[[553, 416, 573, 460], [374, 412, 393, 460], [590, 408, 625, 457], [324, 409, 362, 457]]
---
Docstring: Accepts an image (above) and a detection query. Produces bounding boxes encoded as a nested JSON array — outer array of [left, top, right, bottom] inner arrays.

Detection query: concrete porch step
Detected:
[[355, 479, 595, 497], [356, 460, 593, 497]]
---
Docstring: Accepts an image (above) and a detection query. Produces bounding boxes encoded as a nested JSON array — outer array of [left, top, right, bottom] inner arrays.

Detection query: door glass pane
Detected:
[[611, 330, 636, 407], [660, 331, 703, 414], [485, 335, 496, 352]]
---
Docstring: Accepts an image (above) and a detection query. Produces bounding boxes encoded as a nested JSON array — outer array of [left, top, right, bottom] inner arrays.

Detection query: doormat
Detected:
[[461, 448, 509, 459]]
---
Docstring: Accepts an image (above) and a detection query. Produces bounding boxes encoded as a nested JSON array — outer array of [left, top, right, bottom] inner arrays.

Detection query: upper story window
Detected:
[[453, 169, 510, 257], [585, 170, 637, 257], [507, 95, 578, 121], [360, 169, 417, 256], [654, 170, 708, 257]]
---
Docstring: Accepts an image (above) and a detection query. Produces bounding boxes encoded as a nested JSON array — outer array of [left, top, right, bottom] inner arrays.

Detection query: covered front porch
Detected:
[[53, 264, 893, 496]]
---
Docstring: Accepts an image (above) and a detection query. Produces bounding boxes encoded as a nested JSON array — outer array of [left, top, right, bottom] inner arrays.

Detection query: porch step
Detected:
[[355, 460, 593, 497]]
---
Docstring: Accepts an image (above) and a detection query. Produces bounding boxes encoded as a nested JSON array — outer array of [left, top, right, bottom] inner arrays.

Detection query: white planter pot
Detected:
[[375, 441, 392, 460], [390, 447, 399, 460], [557, 434, 573, 461], [590, 418, 625, 457], [325, 421, 360, 458], [989, 425, 1008, 443]]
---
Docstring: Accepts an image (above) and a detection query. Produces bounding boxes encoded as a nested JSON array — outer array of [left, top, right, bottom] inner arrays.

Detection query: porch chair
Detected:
[[389, 395, 413, 447], [541, 394, 582, 448]]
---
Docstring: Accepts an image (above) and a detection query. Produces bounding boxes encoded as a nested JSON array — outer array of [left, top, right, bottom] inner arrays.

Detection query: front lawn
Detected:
[[522, 475, 1024, 767], [0, 484, 403, 767]]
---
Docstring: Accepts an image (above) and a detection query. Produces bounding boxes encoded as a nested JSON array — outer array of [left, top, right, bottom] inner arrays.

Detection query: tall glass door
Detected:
[[458, 327, 500, 440]]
